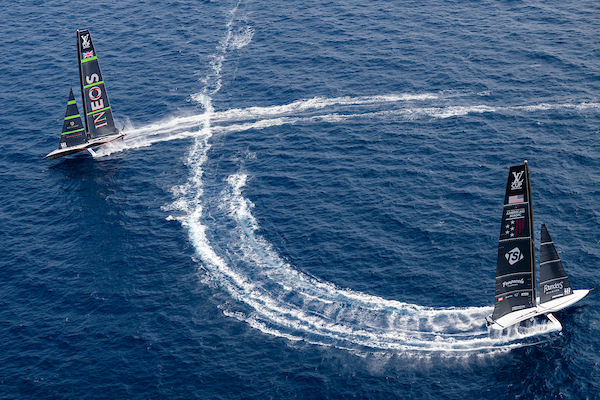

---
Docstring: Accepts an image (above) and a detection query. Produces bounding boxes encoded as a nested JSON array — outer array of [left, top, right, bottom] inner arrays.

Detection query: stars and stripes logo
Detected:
[[504, 218, 526, 237], [508, 194, 524, 204], [83, 50, 94, 59]]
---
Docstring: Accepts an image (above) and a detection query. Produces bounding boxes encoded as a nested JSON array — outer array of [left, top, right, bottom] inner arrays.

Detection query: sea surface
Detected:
[[2, 0, 600, 398]]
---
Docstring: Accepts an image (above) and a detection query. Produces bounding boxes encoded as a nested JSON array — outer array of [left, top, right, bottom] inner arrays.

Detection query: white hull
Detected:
[[46, 133, 125, 160], [488, 289, 589, 331]]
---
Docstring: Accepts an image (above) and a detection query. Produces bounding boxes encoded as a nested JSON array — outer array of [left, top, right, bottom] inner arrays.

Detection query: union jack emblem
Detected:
[[83, 50, 94, 59]]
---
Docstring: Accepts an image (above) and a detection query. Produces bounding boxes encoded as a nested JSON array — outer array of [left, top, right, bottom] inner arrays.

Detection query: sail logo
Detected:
[[502, 278, 524, 288], [544, 282, 563, 294], [511, 171, 524, 190], [84, 73, 108, 129], [81, 34, 91, 49], [505, 246, 524, 265]]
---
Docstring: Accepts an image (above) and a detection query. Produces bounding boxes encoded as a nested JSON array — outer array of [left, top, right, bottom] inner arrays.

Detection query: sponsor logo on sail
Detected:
[[505, 207, 525, 221], [508, 194, 524, 204], [511, 171, 524, 190], [502, 278, 525, 288], [81, 34, 91, 49], [544, 281, 563, 293], [505, 246, 524, 265], [504, 219, 526, 237]]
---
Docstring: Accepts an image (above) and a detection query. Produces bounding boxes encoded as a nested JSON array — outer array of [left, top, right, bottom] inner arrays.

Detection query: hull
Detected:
[[487, 289, 589, 331], [85, 132, 126, 149], [45, 132, 125, 160]]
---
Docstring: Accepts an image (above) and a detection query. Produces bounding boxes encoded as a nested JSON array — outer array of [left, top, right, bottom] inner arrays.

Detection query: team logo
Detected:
[[504, 219, 525, 237], [505, 246, 524, 265], [81, 34, 91, 49], [511, 171, 524, 190]]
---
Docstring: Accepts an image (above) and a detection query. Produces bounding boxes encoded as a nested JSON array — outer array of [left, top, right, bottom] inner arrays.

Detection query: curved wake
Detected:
[[100, 1, 588, 355], [168, 168, 562, 355]]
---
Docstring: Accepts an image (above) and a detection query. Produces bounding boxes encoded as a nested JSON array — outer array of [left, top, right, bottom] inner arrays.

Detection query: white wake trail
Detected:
[[174, 170, 561, 355], [94, 97, 600, 157], [100, 1, 586, 354]]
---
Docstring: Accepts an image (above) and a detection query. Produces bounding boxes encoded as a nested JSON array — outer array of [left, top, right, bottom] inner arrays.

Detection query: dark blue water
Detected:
[[2, 0, 600, 398]]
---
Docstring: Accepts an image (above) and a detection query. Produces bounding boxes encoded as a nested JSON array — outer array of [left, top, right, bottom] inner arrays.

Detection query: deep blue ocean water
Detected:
[[2, 0, 600, 398]]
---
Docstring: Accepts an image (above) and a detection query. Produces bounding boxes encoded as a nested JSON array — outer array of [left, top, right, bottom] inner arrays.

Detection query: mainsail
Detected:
[[492, 162, 536, 321], [59, 88, 86, 148], [77, 29, 119, 140], [539, 224, 573, 304]]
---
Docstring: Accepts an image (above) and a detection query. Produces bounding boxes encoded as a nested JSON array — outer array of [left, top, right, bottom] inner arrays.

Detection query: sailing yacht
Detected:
[[46, 29, 125, 161], [486, 161, 589, 330]]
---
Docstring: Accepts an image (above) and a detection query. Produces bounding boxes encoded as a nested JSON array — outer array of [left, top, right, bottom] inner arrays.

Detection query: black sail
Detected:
[[539, 224, 573, 303], [77, 29, 119, 140], [58, 88, 87, 148], [492, 162, 536, 321]]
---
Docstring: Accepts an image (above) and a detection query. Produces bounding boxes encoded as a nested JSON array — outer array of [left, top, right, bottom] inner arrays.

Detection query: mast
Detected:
[[76, 29, 119, 140], [491, 161, 536, 321], [77, 30, 87, 137]]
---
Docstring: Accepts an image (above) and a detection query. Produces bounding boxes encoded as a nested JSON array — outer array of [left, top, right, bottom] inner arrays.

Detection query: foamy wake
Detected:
[[94, 96, 600, 158], [166, 166, 562, 355], [116, 0, 580, 354]]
